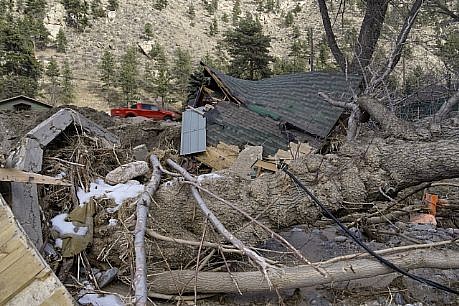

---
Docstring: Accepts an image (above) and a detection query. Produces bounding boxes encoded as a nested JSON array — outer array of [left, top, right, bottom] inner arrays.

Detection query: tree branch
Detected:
[[357, 96, 422, 139], [166, 159, 278, 288], [431, 0, 459, 22], [134, 155, 162, 306], [369, 0, 425, 90], [317, 0, 348, 71], [431, 89, 459, 129], [318, 92, 360, 140]]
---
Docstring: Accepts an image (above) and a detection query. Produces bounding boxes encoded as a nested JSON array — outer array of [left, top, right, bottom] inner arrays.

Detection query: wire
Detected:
[[279, 163, 459, 295]]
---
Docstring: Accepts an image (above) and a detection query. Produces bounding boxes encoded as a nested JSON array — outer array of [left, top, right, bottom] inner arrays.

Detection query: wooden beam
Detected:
[[0, 168, 71, 186]]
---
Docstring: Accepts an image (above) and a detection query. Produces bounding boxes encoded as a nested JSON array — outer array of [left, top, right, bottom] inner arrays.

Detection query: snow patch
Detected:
[[108, 218, 118, 226], [54, 171, 66, 179], [77, 179, 144, 213], [51, 214, 88, 236], [55, 238, 63, 248], [78, 293, 124, 306], [196, 173, 223, 183]]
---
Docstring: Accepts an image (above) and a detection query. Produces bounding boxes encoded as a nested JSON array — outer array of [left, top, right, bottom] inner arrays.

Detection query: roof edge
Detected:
[[0, 95, 53, 108]]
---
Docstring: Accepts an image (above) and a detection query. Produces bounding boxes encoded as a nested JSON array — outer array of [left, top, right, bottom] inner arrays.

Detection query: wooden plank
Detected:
[[0, 168, 71, 186], [254, 160, 278, 172], [196, 142, 240, 170], [0, 247, 45, 301], [0, 194, 73, 305]]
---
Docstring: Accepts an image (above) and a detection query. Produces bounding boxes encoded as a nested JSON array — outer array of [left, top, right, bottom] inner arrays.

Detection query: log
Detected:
[[134, 155, 162, 306], [149, 248, 459, 294]]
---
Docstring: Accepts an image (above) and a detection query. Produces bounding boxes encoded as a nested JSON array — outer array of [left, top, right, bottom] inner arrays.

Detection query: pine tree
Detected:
[[154, 0, 168, 11], [221, 12, 228, 23], [91, 0, 105, 18], [22, 0, 49, 49], [62, 0, 90, 31], [289, 39, 308, 72], [56, 28, 67, 53], [209, 17, 218, 36], [284, 11, 294, 27], [99, 50, 116, 88], [24, 0, 47, 19], [144, 23, 153, 38], [143, 61, 155, 94], [119, 47, 139, 104], [232, 0, 241, 25], [107, 0, 118, 11], [61, 60, 74, 104], [172, 47, 192, 96], [46, 58, 60, 105], [187, 2, 195, 19], [224, 15, 273, 80], [0, 15, 42, 99], [153, 46, 170, 106]]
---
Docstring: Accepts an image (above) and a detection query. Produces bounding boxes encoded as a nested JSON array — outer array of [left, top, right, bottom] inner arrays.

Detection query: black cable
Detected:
[[279, 163, 459, 295]]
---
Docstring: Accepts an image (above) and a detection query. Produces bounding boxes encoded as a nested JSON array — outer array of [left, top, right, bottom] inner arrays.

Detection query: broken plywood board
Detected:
[[0, 194, 73, 305], [269, 142, 313, 162], [196, 142, 240, 170], [0, 168, 71, 186]]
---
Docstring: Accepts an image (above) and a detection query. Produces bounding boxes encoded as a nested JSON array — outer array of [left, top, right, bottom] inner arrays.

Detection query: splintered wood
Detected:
[[196, 142, 240, 170], [0, 194, 73, 305], [0, 168, 71, 186]]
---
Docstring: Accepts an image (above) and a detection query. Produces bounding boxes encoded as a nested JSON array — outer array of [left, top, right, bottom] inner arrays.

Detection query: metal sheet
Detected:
[[180, 109, 207, 155]]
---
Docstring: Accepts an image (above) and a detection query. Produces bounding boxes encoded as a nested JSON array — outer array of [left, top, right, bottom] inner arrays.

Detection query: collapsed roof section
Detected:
[[184, 64, 361, 155]]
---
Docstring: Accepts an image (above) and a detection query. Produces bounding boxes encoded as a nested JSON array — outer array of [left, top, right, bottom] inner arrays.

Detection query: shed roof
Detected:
[[203, 66, 361, 139], [0, 95, 52, 108]]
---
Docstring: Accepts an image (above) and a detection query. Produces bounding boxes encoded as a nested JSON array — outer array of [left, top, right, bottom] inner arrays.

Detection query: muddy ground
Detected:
[[0, 106, 458, 305]]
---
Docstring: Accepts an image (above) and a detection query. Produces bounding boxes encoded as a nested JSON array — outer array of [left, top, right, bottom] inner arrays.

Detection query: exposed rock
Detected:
[[105, 161, 149, 184]]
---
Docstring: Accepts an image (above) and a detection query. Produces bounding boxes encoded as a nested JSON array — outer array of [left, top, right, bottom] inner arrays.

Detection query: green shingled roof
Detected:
[[200, 66, 361, 155], [206, 67, 361, 139]]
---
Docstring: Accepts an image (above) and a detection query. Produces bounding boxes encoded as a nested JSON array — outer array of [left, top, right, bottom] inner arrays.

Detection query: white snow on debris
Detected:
[[77, 179, 144, 213], [54, 171, 66, 179], [55, 238, 63, 248], [197, 173, 223, 183], [78, 293, 124, 306], [108, 218, 118, 226], [51, 213, 88, 236]]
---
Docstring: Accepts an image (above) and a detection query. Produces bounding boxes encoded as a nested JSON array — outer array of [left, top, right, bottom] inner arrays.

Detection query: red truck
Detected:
[[110, 103, 179, 121]]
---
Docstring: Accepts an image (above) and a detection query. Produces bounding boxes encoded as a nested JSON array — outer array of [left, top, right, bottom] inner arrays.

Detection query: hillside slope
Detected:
[[37, 0, 446, 111]]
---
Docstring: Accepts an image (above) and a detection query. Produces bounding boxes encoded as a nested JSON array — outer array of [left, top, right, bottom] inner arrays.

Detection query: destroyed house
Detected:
[[181, 65, 361, 155]]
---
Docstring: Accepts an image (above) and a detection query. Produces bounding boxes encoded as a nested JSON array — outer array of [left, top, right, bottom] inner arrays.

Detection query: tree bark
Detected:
[[369, 0, 425, 90], [349, 0, 390, 73], [149, 249, 459, 294], [317, 0, 348, 71], [134, 155, 162, 306], [357, 96, 422, 139], [431, 89, 459, 129]]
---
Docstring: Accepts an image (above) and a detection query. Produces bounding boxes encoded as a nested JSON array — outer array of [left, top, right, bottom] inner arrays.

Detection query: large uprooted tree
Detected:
[[99, 0, 459, 298]]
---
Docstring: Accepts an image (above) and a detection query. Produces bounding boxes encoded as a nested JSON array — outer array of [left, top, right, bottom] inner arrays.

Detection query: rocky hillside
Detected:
[[37, 0, 447, 111]]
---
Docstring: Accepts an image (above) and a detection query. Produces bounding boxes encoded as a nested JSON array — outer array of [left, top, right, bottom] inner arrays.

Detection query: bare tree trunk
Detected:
[[149, 249, 458, 294], [134, 155, 162, 306], [317, 0, 348, 71], [349, 0, 390, 73]]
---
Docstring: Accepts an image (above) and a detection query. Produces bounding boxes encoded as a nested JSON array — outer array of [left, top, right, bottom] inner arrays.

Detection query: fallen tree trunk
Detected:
[[149, 248, 459, 294]]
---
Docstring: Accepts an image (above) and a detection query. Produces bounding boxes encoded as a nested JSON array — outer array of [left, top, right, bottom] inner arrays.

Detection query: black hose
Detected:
[[280, 163, 459, 295]]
